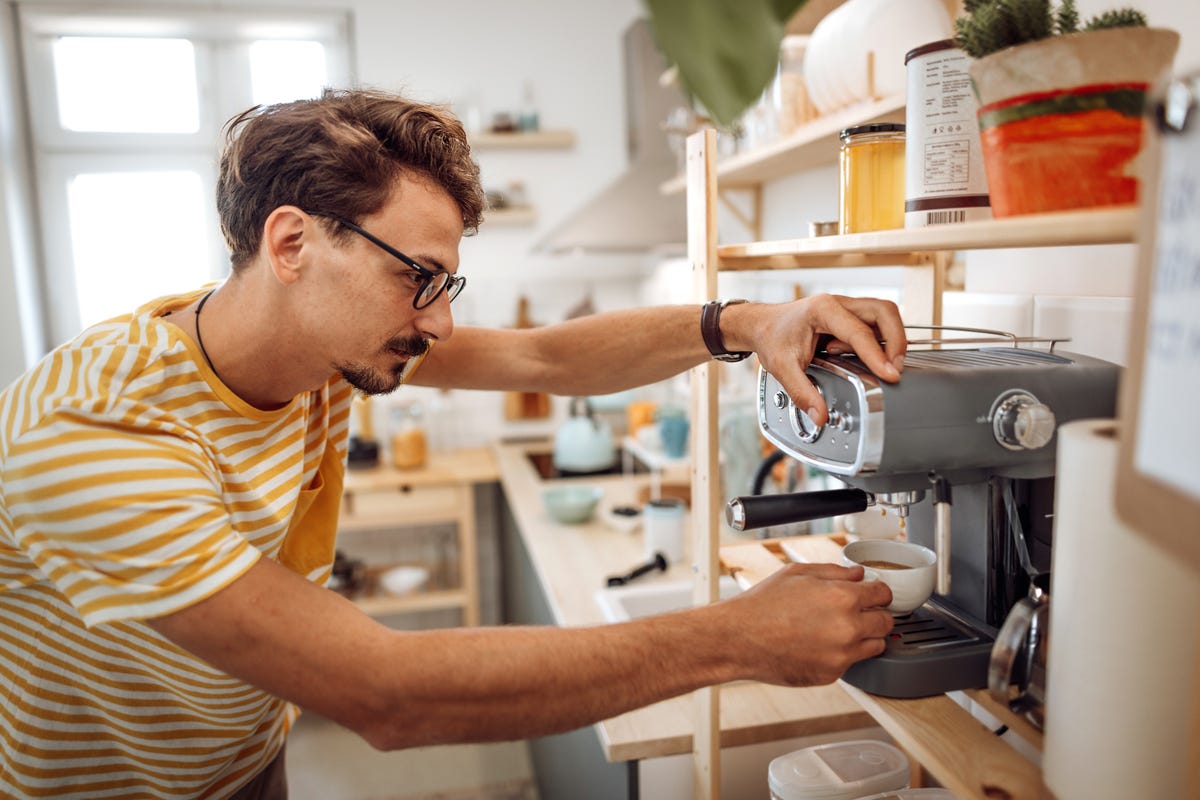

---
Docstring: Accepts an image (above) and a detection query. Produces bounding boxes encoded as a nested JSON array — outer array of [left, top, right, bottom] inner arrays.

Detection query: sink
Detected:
[[594, 575, 742, 623]]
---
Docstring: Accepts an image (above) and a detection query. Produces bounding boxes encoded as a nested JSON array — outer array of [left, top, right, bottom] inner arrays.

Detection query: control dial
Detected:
[[785, 380, 825, 443], [992, 391, 1056, 451]]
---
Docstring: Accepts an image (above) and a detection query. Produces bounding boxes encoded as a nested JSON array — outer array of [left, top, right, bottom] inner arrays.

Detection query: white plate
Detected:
[[379, 565, 429, 597]]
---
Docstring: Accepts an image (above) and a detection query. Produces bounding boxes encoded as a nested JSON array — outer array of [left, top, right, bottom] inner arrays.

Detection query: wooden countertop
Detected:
[[489, 440, 873, 763], [343, 447, 500, 491], [722, 537, 1049, 798]]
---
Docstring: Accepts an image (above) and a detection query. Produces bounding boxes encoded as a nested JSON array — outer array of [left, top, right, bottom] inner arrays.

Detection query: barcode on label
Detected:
[[926, 209, 967, 224]]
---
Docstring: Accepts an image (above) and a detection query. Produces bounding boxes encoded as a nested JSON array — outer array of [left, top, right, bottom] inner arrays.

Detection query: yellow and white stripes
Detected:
[[0, 291, 351, 798]]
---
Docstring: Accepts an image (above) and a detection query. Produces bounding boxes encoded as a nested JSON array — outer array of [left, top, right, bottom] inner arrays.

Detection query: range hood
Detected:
[[534, 19, 688, 254]]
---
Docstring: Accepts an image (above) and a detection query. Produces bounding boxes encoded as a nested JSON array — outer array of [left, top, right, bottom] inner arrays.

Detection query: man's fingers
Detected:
[[858, 576, 894, 610], [774, 361, 829, 426], [819, 298, 904, 383]]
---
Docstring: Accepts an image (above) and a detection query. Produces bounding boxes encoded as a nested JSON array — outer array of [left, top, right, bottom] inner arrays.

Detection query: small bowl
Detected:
[[542, 485, 604, 524], [379, 565, 429, 597]]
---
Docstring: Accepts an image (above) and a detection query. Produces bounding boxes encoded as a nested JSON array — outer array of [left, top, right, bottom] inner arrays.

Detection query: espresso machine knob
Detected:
[[993, 392, 1057, 451]]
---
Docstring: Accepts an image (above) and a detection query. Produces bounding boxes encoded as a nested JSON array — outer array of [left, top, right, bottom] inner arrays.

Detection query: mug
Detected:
[[841, 539, 937, 615], [659, 416, 690, 459], [643, 497, 686, 564]]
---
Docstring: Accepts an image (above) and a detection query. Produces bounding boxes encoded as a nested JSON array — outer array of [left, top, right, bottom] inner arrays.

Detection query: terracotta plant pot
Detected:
[[968, 27, 1179, 217]]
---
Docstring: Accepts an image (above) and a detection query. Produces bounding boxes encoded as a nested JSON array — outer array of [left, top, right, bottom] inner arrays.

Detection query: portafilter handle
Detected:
[[726, 489, 871, 532]]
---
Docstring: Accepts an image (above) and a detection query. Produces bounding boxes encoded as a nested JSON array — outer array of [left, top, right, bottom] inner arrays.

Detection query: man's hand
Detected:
[[703, 562, 895, 687], [727, 294, 907, 426]]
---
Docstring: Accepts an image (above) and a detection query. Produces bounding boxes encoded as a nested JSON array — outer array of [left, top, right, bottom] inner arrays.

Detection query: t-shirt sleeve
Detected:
[[2, 406, 260, 627]]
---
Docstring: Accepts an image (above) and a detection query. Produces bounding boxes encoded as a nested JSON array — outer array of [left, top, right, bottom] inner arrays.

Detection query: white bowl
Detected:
[[379, 565, 429, 597]]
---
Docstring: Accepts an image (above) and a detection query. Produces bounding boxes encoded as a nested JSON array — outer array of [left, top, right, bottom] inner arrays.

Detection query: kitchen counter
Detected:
[[490, 439, 873, 763]]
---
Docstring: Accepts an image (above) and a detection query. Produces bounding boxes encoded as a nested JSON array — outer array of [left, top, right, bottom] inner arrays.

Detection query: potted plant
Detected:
[[955, 0, 1179, 217], [643, 0, 810, 129]]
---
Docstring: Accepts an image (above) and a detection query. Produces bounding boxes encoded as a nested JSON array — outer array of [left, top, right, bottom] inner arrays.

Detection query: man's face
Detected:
[[309, 176, 464, 395]]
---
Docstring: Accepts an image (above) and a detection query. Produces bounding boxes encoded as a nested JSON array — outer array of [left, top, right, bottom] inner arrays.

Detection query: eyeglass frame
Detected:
[[304, 210, 465, 309]]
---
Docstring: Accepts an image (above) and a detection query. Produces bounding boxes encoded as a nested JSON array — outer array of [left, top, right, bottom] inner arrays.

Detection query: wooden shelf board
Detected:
[[661, 93, 906, 196], [353, 588, 468, 617], [471, 130, 575, 149], [343, 448, 498, 492], [484, 206, 536, 226], [717, 206, 1139, 270], [337, 510, 466, 533], [719, 535, 1049, 800], [840, 683, 1048, 800]]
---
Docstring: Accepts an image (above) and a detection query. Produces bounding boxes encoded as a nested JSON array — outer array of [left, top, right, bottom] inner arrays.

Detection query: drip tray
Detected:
[[842, 600, 996, 699], [887, 603, 987, 653]]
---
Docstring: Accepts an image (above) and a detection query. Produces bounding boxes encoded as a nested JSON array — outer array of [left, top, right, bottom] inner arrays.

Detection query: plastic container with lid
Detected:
[[839, 123, 906, 234], [855, 789, 958, 800], [768, 739, 910, 800]]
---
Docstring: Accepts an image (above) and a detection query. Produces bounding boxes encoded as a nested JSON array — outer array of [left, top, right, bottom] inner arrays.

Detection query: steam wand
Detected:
[[930, 473, 952, 595]]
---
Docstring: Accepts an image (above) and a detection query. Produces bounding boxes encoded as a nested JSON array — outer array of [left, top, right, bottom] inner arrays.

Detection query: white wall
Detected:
[[0, 4, 46, 385], [0, 0, 654, 442]]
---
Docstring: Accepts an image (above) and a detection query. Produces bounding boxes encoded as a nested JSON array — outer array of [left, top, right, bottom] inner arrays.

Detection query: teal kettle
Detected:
[[552, 397, 617, 474]]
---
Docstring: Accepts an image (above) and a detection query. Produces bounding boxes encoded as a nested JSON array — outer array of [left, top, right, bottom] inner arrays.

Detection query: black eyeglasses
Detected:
[[305, 210, 465, 309]]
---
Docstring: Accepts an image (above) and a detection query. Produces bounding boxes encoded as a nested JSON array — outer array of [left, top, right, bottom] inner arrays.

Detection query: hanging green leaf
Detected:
[[642, 0, 810, 129]]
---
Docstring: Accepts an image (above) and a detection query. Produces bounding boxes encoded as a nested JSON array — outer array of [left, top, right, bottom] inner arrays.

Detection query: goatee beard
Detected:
[[338, 335, 430, 396]]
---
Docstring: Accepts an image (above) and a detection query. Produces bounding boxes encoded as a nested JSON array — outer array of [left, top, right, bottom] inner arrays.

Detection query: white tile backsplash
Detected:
[[964, 244, 1138, 297], [942, 292, 1034, 338], [1033, 295, 1133, 365]]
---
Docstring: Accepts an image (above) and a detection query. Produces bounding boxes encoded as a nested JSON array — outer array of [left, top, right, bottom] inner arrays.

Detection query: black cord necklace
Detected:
[[194, 289, 224, 383]]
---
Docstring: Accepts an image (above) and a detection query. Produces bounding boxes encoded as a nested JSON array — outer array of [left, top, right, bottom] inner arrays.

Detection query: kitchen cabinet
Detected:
[[338, 448, 498, 625], [683, 126, 1137, 799]]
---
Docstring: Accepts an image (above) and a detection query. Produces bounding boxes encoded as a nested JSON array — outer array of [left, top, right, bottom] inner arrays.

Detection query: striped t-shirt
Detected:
[[0, 289, 354, 798]]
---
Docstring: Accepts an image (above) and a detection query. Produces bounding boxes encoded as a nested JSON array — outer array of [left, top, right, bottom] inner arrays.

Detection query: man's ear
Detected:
[[262, 206, 309, 286]]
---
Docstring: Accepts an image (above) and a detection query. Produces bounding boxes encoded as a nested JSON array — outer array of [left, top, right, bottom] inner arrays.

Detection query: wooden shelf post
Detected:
[[687, 128, 722, 800]]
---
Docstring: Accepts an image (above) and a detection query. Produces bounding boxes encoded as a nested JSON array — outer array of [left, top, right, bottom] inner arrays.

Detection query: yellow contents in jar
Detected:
[[839, 124, 906, 234], [392, 427, 427, 469]]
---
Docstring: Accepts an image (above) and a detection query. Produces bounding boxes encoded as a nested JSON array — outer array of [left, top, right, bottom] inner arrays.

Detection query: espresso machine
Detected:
[[726, 336, 1120, 699]]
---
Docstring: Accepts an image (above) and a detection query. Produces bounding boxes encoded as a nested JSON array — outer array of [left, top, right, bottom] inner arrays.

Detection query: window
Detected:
[[19, 6, 351, 345]]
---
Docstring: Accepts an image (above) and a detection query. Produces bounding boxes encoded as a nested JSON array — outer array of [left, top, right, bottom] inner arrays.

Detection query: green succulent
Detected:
[[955, 0, 1149, 59]]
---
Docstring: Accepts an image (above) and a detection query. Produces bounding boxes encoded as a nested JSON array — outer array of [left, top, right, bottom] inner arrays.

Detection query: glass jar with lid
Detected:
[[390, 401, 428, 470], [838, 123, 906, 234]]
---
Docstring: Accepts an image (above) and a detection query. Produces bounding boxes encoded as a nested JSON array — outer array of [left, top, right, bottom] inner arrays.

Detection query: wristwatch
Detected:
[[700, 299, 752, 363]]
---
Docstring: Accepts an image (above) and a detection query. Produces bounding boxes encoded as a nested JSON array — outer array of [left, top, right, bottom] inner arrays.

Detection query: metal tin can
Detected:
[[904, 39, 991, 228], [839, 123, 906, 234]]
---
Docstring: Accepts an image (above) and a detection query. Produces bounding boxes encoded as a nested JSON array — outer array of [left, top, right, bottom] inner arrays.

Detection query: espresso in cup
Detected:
[[842, 539, 937, 615], [858, 559, 910, 570]]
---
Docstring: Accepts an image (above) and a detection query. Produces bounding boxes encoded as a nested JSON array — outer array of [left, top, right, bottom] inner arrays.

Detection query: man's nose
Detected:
[[416, 293, 454, 342]]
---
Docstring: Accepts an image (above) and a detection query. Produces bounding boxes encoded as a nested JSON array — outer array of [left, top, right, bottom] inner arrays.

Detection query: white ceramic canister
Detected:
[[642, 497, 686, 564], [903, 39, 991, 227]]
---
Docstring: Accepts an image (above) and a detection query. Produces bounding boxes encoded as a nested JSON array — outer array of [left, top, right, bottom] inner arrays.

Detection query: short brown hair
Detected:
[[217, 88, 485, 270]]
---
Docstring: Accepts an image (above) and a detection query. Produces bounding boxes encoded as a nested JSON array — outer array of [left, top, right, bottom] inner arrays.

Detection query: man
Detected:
[[0, 89, 907, 798]]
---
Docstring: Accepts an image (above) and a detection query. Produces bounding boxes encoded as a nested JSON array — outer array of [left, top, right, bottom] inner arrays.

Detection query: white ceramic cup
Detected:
[[841, 539, 937, 615]]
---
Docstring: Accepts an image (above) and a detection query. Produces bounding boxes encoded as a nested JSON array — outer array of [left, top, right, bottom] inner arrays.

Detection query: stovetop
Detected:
[[526, 447, 651, 481]]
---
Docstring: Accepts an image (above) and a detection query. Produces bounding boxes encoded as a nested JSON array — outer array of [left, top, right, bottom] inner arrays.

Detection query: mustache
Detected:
[[387, 335, 431, 359]]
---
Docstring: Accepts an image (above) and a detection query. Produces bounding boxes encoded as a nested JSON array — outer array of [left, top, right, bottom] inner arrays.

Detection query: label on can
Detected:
[[904, 40, 991, 228]]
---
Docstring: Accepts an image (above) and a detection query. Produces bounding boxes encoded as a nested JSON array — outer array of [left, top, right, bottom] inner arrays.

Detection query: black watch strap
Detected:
[[700, 299, 751, 363]]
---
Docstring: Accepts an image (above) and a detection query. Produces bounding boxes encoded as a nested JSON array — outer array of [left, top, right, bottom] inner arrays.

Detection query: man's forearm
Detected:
[[414, 305, 716, 395], [362, 611, 740, 749]]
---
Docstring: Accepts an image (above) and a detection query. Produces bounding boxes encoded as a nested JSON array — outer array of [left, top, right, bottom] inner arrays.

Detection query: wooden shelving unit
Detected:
[[684, 126, 1137, 799], [338, 448, 498, 625], [484, 206, 537, 226], [660, 93, 905, 196], [470, 129, 576, 150]]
